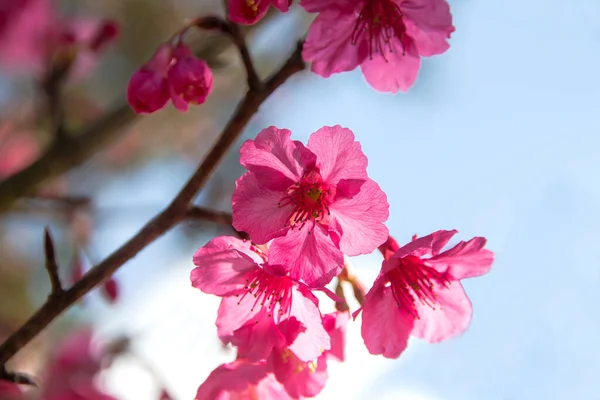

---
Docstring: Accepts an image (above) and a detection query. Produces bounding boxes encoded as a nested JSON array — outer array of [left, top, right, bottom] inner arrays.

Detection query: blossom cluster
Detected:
[[126, 0, 455, 114], [190, 126, 494, 399]]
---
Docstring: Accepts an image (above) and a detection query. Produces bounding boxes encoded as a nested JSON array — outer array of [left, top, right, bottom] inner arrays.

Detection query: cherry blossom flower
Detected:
[[0, 381, 22, 400], [357, 230, 494, 358], [195, 360, 293, 400], [191, 236, 330, 362], [232, 125, 389, 287], [168, 43, 213, 111], [301, 0, 455, 92], [228, 0, 292, 25]]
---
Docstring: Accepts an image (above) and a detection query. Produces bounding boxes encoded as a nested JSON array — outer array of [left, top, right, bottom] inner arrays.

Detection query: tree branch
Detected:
[[185, 206, 232, 226], [0, 40, 305, 368]]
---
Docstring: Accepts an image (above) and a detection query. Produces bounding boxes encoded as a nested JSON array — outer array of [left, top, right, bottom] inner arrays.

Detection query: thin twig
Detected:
[[0, 40, 305, 368], [43, 227, 64, 296]]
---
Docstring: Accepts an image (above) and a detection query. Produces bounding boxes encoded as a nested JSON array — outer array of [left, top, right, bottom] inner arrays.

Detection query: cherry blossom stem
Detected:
[[0, 40, 305, 370], [185, 206, 249, 239]]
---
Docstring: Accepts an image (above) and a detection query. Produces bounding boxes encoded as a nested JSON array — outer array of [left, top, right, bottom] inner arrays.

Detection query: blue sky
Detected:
[[82, 0, 600, 398]]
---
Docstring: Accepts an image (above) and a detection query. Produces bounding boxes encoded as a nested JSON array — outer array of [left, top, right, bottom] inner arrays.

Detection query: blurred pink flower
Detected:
[[228, 0, 292, 25], [167, 44, 213, 111], [0, 0, 118, 75], [357, 230, 494, 358], [0, 127, 40, 179], [232, 125, 389, 287], [101, 277, 119, 304], [191, 236, 330, 362], [42, 328, 118, 400], [301, 0, 455, 92], [0, 381, 23, 400]]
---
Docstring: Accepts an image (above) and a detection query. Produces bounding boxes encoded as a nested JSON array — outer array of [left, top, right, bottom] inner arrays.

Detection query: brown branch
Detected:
[[43, 227, 64, 296], [0, 40, 305, 367]]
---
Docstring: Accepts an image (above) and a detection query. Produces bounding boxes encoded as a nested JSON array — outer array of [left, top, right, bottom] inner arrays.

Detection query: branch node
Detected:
[[43, 227, 64, 296]]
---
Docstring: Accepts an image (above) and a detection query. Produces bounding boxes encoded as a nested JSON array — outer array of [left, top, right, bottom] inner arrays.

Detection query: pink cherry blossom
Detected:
[[228, 0, 292, 25], [168, 44, 213, 111], [191, 236, 330, 362], [232, 125, 389, 287], [357, 230, 494, 358], [301, 0, 455, 92], [265, 311, 347, 398], [127, 44, 173, 114], [196, 360, 293, 400], [42, 328, 118, 400]]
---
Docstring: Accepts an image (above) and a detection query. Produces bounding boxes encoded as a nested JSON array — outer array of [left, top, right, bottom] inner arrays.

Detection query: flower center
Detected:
[[278, 170, 332, 231], [351, 0, 408, 60], [237, 269, 293, 322], [387, 255, 450, 318]]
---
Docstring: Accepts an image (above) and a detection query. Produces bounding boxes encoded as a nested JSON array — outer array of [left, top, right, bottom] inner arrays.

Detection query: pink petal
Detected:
[[269, 349, 328, 398], [216, 296, 262, 341], [393, 229, 457, 259], [329, 179, 389, 256], [360, 280, 413, 358], [306, 125, 368, 184], [232, 314, 287, 362], [191, 236, 259, 296], [256, 374, 294, 400], [323, 311, 350, 362], [269, 224, 343, 287], [406, 19, 451, 57], [428, 237, 494, 279], [299, 0, 356, 13], [411, 280, 472, 343], [302, 8, 368, 77], [286, 287, 330, 362], [228, 0, 270, 24], [360, 37, 421, 93], [195, 360, 268, 400], [232, 173, 291, 244], [239, 126, 316, 190], [401, 0, 454, 35]]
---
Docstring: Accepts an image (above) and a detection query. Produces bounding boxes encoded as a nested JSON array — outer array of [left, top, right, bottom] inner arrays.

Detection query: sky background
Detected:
[[70, 0, 600, 399]]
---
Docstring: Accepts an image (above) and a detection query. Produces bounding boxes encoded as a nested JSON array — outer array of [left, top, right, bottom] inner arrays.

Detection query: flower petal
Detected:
[[269, 224, 344, 287], [323, 311, 350, 362], [428, 237, 494, 279], [299, 0, 355, 12], [191, 236, 259, 296], [411, 280, 472, 343], [360, 280, 413, 358], [285, 287, 330, 361], [360, 37, 421, 93], [195, 360, 268, 400], [228, 0, 270, 24], [307, 125, 368, 184], [303, 8, 368, 77], [393, 229, 458, 259], [401, 0, 454, 35], [239, 126, 316, 190], [216, 296, 261, 341], [232, 173, 291, 244], [329, 179, 389, 256], [232, 313, 287, 362], [269, 349, 329, 398]]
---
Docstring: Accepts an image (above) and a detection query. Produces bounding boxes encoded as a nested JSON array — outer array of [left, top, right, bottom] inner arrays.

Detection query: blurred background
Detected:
[[1, 0, 600, 399]]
